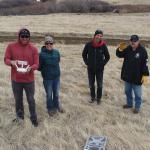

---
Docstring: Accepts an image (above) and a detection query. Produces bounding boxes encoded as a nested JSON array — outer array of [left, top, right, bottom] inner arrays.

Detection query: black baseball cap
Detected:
[[19, 29, 30, 37], [94, 29, 103, 36], [130, 35, 139, 42]]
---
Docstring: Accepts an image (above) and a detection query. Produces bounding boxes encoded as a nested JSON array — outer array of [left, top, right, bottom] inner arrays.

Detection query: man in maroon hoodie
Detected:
[[82, 29, 110, 104], [4, 28, 39, 127]]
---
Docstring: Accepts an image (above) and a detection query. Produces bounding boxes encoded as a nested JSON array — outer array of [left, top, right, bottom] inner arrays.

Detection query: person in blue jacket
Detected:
[[39, 36, 63, 116]]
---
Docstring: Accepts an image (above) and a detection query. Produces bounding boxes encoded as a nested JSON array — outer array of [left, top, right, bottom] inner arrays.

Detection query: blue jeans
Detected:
[[43, 77, 60, 111], [125, 82, 142, 109]]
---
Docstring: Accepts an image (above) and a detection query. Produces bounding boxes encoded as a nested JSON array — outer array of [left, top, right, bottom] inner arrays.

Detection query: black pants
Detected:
[[12, 81, 37, 121], [87, 68, 103, 100]]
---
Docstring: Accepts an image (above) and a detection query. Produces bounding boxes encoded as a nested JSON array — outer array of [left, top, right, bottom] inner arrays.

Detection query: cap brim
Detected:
[[20, 33, 30, 36], [130, 39, 138, 42], [45, 41, 53, 43]]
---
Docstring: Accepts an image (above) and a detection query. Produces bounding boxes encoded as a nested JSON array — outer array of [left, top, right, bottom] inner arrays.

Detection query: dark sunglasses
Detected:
[[45, 42, 53, 45], [20, 35, 30, 38]]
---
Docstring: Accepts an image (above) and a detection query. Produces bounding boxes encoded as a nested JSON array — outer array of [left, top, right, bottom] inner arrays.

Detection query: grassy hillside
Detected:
[[0, 13, 150, 37], [0, 0, 150, 15]]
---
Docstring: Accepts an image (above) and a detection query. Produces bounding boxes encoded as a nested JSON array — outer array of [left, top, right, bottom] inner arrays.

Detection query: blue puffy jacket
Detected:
[[39, 46, 60, 80]]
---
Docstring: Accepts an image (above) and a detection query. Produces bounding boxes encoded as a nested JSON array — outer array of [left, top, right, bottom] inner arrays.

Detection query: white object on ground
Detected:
[[84, 136, 107, 150]]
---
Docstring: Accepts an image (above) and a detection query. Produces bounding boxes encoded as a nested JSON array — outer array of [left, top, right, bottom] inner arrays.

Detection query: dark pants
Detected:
[[12, 81, 37, 121], [43, 77, 60, 111], [87, 68, 103, 100]]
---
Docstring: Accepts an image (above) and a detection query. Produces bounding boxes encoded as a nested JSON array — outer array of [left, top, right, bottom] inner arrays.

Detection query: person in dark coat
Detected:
[[116, 35, 149, 113], [82, 29, 110, 104]]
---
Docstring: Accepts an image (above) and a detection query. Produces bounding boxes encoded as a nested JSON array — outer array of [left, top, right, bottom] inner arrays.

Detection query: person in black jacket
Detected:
[[82, 29, 110, 104], [116, 35, 149, 113]]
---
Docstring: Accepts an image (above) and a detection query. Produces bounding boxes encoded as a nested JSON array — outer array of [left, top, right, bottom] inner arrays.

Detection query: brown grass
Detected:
[[0, 12, 150, 150], [0, 13, 150, 37], [0, 43, 150, 150]]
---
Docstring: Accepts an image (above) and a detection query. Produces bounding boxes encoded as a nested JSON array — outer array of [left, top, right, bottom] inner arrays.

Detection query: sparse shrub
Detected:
[[55, 0, 114, 13], [0, 0, 34, 9], [0, 0, 150, 15]]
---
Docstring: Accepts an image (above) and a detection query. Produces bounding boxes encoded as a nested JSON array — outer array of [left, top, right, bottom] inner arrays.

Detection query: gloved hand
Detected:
[[141, 76, 149, 84], [118, 42, 127, 51]]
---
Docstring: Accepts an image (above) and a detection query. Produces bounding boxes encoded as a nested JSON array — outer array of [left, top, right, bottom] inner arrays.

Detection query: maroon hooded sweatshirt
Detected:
[[4, 29, 39, 83]]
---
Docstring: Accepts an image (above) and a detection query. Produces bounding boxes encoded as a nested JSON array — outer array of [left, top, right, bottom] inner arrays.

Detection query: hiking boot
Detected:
[[31, 119, 38, 127], [12, 116, 24, 123], [133, 108, 140, 114], [19, 116, 24, 120], [123, 104, 133, 109], [89, 98, 95, 103], [58, 107, 65, 113], [97, 99, 101, 105], [48, 110, 57, 117]]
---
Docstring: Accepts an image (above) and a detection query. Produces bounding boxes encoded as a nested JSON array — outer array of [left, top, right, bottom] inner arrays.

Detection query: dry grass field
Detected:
[[0, 42, 150, 150], [0, 12, 150, 150], [0, 13, 150, 37]]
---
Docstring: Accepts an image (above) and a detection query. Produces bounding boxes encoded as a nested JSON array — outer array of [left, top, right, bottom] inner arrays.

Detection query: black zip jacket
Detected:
[[116, 44, 149, 85], [82, 42, 110, 71]]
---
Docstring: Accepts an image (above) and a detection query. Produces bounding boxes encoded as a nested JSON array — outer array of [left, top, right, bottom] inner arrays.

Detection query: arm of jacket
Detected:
[[38, 53, 43, 71], [30, 47, 39, 71], [82, 43, 88, 65], [4, 44, 12, 66], [103, 44, 110, 66], [58, 51, 60, 62], [141, 48, 149, 76], [116, 47, 127, 58]]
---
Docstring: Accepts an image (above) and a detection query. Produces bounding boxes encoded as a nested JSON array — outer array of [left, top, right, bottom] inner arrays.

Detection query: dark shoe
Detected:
[[19, 116, 24, 120], [89, 98, 95, 103], [12, 117, 24, 123], [123, 104, 133, 109], [48, 110, 57, 117], [133, 108, 140, 114], [58, 107, 65, 113], [97, 99, 101, 105], [31, 119, 38, 127]]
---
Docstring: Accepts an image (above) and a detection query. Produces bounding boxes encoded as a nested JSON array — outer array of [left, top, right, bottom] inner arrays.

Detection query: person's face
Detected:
[[94, 34, 103, 42], [45, 41, 53, 50], [19, 35, 30, 45], [130, 40, 139, 49]]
